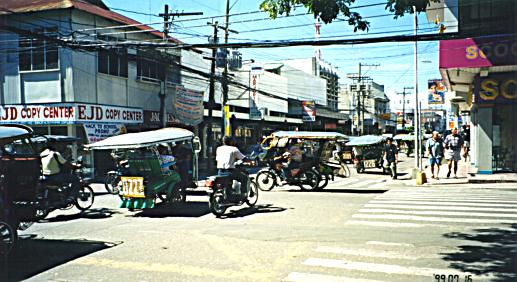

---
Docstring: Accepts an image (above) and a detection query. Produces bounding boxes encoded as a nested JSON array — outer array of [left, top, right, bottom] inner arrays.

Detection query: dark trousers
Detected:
[[219, 168, 248, 197]]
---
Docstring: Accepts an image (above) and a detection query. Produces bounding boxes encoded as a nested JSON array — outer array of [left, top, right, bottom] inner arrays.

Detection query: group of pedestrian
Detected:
[[425, 127, 465, 179]]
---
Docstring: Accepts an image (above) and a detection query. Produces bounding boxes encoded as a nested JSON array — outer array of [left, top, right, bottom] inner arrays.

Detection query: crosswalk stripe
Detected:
[[334, 178, 362, 186], [364, 203, 517, 212], [358, 208, 517, 218], [303, 258, 501, 279], [315, 246, 441, 260], [352, 213, 517, 224], [368, 181, 389, 189], [365, 241, 414, 247], [345, 219, 450, 228], [378, 196, 517, 201], [284, 272, 384, 282], [348, 179, 382, 188], [369, 200, 517, 207]]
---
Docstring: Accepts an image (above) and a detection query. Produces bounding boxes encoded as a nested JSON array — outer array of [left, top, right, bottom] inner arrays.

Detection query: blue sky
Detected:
[[103, 0, 442, 107]]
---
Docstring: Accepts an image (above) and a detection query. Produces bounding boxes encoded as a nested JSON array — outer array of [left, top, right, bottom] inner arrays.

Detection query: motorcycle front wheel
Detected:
[[208, 193, 227, 217], [256, 171, 276, 191], [299, 170, 320, 191], [315, 169, 329, 190], [0, 220, 16, 256], [75, 185, 95, 211], [245, 181, 259, 207], [104, 173, 119, 194]]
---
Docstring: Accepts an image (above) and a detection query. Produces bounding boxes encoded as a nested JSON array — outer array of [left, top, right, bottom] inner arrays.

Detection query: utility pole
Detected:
[[399, 86, 414, 130], [206, 20, 218, 172], [221, 0, 239, 137], [158, 5, 202, 128], [413, 7, 421, 171], [357, 62, 379, 135]]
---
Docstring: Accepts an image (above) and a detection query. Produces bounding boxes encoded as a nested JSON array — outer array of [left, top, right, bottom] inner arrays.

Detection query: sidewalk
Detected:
[[397, 158, 517, 186]]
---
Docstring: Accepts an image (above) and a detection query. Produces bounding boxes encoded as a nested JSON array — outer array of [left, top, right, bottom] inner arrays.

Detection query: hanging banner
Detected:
[[428, 79, 446, 105], [302, 100, 316, 122], [0, 103, 143, 124], [223, 105, 231, 136], [174, 86, 204, 126], [83, 123, 126, 143]]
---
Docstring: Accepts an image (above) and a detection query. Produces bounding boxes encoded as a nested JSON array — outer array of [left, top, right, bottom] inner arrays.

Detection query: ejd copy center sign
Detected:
[[0, 103, 143, 124]]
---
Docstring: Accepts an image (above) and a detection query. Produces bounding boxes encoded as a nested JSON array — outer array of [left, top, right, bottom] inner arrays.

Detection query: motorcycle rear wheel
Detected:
[[315, 172, 329, 190], [209, 194, 227, 217], [299, 171, 320, 191], [245, 181, 259, 207], [75, 185, 95, 211], [0, 220, 16, 256], [256, 171, 276, 191]]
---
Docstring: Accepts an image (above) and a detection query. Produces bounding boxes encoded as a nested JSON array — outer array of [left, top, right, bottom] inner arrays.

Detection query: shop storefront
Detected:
[[0, 102, 144, 178], [472, 72, 517, 173]]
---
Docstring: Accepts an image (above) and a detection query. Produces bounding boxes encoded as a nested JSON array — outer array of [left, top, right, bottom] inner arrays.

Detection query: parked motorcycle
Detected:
[[206, 162, 259, 217], [104, 158, 129, 195], [35, 166, 95, 220]]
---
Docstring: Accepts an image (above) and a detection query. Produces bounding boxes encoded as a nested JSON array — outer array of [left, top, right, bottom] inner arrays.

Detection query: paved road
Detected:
[[5, 166, 517, 281]]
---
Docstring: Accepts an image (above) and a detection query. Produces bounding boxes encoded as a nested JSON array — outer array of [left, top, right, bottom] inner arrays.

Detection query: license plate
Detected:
[[364, 160, 376, 168], [121, 177, 145, 198]]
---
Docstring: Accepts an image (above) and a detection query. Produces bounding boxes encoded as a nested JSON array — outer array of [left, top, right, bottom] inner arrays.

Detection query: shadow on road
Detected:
[[441, 224, 517, 282], [39, 208, 120, 223], [4, 238, 119, 282], [219, 204, 289, 219], [134, 201, 210, 218]]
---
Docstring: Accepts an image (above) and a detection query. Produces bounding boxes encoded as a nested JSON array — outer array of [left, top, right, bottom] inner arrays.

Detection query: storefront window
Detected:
[[492, 104, 517, 172]]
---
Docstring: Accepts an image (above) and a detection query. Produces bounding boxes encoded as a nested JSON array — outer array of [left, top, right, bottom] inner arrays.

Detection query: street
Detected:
[[5, 156, 516, 282]]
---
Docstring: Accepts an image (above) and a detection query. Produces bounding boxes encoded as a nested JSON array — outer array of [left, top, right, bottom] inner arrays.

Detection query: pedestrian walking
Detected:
[[426, 131, 444, 179], [383, 137, 398, 179], [444, 128, 464, 178]]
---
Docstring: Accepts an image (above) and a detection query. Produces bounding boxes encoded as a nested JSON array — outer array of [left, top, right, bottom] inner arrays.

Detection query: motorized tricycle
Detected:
[[256, 131, 350, 191], [86, 128, 201, 210], [205, 161, 259, 217], [346, 135, 386, 173], [0, 124, 41, 256]]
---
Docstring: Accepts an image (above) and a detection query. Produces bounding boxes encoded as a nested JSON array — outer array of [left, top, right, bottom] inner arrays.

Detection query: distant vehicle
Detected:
[[346, 135, 386, 173]]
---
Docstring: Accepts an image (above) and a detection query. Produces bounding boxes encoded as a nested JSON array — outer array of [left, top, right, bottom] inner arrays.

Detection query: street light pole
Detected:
[[413, 7, 421, 171]]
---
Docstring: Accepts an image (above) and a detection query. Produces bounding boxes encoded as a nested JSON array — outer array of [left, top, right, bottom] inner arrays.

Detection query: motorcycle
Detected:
[[35, 166, 95, 220], [255, 158, 320, 191], [206, 162, 259, 217], [104, 158, 129, 195]]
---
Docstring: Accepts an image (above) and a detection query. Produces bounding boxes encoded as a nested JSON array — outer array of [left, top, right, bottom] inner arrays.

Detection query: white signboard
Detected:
[[250, 63, 264, 75], [84, 123, 126, 143], [175, 86, 204, 126], [0, 103, 143, 124]]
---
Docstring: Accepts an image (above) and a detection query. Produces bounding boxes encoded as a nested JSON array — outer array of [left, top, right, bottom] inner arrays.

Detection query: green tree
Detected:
[[260, 0, 439, 31]]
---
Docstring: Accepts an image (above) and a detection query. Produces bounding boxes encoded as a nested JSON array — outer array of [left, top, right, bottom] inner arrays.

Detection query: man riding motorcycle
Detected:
[[40, 144, 81, 200], [215, 136, 249, 198]]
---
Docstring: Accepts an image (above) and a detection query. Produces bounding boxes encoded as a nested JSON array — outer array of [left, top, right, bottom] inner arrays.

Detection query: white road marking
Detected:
[[345, 219, 449, 228], [284, 272, 383, 282], [303, 258, 502, 279], [359, 208, 517, 218], [364, 203, 517, 212], [315, 246, 441, 260], [368, 181, 389, 189], [369, 200, 517, 208], [365, 241, 414, 247], [352, 213, 517, 224], [377, 197, 517, 203], [348, 179, 382, 188], [336, 178, 362, 186]]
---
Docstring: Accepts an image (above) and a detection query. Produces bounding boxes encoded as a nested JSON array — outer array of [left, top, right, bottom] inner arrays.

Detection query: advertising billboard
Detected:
[[302, 100, 316, 122], [428, 79, 446, 105]]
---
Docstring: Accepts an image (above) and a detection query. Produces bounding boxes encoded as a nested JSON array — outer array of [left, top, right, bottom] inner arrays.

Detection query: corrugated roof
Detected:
[[0, 0, 182, 44]]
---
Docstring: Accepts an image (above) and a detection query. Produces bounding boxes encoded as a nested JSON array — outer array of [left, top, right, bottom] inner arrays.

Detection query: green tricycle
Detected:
[[86, 127, 201, 209]]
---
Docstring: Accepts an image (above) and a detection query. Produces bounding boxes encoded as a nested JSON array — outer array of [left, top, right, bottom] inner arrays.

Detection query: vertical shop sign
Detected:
[[302, 100, 316, 122], [249, 74, 262, 120], [223, 105, 231, 136]]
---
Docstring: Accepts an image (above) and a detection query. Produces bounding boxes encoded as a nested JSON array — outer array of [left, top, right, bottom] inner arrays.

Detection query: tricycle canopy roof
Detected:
[[345, 135, 385, 146], [393, 134, 416, 141], [270, 131, 349, 141], [86, 127, 195, 150], [0, 124, 33, 144], [31, 135, 80, 144]]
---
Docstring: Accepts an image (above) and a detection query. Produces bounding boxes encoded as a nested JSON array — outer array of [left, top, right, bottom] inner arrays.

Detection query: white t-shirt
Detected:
[[216, 145, 245, 169], [40, 149, 67, 175]]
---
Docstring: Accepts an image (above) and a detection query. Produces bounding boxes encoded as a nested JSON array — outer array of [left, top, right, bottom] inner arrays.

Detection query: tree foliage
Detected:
[[259, 0, 439, 32]]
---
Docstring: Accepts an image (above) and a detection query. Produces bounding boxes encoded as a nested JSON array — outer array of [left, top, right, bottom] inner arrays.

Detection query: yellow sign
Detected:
[[121, 176, 145, 198], [224, 105, 231, 136]]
